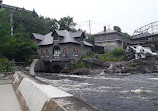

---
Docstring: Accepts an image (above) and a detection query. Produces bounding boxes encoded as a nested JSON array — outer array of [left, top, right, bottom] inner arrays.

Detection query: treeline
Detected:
[[0, 8, 77, 64]]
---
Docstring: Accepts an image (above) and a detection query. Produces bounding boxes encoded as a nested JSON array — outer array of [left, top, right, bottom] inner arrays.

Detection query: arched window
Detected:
[[41, 50, 44, 55], [75, 48, 78, 55], [73, 48, 75, 55], [63, 48, 67, 56], [46, 49, 49, 55], [73, 48, 78, 56], [53, 46, 61, 58]]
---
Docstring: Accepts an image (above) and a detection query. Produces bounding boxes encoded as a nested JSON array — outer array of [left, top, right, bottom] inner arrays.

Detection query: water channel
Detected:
[[36, 72, 158, 111]]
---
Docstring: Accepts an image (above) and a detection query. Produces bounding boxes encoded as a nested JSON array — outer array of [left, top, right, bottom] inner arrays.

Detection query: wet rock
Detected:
[[72, 68, 102, 75], [82, 58, 104, 67], [105, 55, 158, 74]]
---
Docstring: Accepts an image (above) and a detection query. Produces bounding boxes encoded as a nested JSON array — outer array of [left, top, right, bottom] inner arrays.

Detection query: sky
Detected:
[[3, 0, 158, 35]]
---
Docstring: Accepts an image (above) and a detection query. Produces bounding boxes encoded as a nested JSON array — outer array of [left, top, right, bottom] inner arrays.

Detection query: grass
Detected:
[[70, 48, 125, 70]]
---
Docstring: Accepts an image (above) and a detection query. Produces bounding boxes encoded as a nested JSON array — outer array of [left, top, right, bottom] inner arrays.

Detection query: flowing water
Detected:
[[36, 72, 158, 111]]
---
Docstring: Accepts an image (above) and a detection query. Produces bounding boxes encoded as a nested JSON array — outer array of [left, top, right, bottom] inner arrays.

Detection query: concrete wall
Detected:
[[94, 33, 122, 42], [12, 71, 101, 111], [95, 41, 123, 51]]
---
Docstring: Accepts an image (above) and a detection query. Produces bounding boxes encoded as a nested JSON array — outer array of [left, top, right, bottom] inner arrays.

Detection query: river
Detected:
[[36, 72, 158, 111]]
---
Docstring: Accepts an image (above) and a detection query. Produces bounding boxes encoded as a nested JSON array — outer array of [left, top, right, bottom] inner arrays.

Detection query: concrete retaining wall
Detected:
[[12, 71, 101, 111]]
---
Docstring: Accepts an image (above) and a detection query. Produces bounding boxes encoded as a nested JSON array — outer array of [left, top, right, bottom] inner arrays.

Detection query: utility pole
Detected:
[[10, 12, 13, 36], [0, 0, 3, 4], [88, 20, 91, 34], [0, 0, 3, 8]]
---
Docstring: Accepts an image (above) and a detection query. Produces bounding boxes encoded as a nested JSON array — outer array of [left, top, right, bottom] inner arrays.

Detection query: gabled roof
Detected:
[[52, 30, 83, 44], [32, 33, 44, 41], [32, 30, 93, 47], [32, 32, 53, 46], [83, 41, 93, 47], [92, 29, 122, 36]]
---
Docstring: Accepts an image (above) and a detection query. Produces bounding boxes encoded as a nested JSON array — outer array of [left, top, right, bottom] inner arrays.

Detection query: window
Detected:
[[63, 48, 67, 56], [46, 49, 49, 55], [53, 46, 61, 58], [41, 50, 44, 55], [54, 35, 58, 40], [73, 48, 78, 56]]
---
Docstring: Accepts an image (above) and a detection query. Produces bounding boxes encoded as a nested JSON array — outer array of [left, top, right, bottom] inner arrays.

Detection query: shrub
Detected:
[[112, 48, 125, 58], [0, 57, 13, 72]]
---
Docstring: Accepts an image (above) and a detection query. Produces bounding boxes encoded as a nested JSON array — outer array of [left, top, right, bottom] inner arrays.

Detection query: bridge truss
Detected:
[[133, 21, 158, 39]]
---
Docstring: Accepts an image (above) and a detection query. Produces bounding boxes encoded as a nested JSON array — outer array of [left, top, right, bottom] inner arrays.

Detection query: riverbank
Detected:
[[61, 55, 158, 75]]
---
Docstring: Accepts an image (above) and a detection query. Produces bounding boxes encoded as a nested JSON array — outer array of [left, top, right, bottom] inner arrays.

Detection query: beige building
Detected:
[[93, 26, 130, 51]]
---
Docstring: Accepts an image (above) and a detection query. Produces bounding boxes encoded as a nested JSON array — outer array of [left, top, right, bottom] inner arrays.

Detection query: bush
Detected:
[[0, 57, 13, 72], [112, 48, 125, 58], [99, 49, 125, 62]]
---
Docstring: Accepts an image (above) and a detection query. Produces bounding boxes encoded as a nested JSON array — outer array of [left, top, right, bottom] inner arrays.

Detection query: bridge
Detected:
[[132, 21, 158, 51]]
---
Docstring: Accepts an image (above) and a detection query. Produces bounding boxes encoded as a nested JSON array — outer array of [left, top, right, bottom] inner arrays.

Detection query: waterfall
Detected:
[[126, 45, 157, 59]]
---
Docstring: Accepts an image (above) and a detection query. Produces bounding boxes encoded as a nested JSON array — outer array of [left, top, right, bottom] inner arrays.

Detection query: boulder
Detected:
[[105, 55, 158, 74], [82, 58, 104, 67]]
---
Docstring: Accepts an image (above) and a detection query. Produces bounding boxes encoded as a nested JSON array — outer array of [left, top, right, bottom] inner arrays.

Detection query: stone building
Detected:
[[31, 29, 93, 72], [93, 26, 130, 51]]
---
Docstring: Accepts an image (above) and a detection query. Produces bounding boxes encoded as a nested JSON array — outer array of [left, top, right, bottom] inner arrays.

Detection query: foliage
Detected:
[[0, 57, 13, 72], [71, 49, 125, 70], [85, 36, 94, 44], [112, 48, 125, 58], [113, 26, 131, 39], [121, 32, 131, 39], [12, 10, 77, 35], [72, 61, 85, 69], [99, 52, 123, 62], [99, 48, 125, 61], [58, 16, 77, 32], [0, 9, 37, 64], [0, 8, 77, 64], [113, 26, 121, 32]]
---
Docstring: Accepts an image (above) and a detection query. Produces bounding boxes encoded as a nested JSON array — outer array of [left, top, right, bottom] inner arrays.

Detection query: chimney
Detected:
[[104, 26, 106, 32]]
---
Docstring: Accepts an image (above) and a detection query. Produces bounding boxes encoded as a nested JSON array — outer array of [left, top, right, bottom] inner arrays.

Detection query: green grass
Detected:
[[70, 48, 125, 70]]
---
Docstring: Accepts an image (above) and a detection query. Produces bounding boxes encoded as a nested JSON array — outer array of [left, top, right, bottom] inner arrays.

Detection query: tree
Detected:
[[58, 16, 77, 31], [0, 8, 78, 63], [113, 26, 121, 32], [0, 9, 36, 63], [113, 26, 131, 39]]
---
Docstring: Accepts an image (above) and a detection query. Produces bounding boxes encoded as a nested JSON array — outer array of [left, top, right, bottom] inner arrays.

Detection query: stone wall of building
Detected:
[[37, 41, 92, 59]]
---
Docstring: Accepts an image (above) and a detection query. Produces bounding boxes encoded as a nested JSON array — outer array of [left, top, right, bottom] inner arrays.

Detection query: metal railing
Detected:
[[40, 54, 79, 62]]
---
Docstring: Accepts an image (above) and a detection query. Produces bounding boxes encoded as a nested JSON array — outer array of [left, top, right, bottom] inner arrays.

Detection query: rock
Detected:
[[72, 68, 102, 75], [82, 58, 103, 67], [105, 55, 158, 74]]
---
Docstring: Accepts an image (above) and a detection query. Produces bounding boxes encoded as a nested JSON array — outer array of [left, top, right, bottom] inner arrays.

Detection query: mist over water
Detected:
[[36, 73, 158, 111]]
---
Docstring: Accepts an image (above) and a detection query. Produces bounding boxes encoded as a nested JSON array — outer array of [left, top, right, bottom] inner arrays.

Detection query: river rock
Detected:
[[72, 68, 102, 75], [105, 55, 158, 74], [82, 58, 104, 67]]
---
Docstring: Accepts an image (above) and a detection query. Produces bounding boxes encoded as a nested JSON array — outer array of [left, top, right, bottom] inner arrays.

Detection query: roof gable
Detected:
[[52, 30, 84, 44]]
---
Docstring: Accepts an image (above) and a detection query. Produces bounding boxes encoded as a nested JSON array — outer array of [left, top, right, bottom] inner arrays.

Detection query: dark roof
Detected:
[[32, 33, 44, 40], [92, 29, 122, 36], [32, 30, 93, 47], [32, 32, 53, 46], [83, 41, 93, 47], [53, 30, 82, 44], [0, 4, 32, 12]]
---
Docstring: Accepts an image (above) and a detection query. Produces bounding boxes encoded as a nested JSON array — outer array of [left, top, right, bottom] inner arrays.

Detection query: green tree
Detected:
[[113, 26, 131, 39], [113, 26, 121, 32], [58, 16, 77, 31], [0, 9, 36, 63]]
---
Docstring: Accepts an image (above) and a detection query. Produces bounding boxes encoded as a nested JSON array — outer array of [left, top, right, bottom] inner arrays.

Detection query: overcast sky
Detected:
[[3, 0, 158, 35]]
